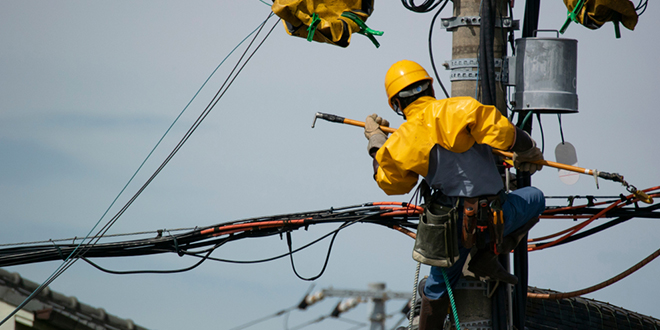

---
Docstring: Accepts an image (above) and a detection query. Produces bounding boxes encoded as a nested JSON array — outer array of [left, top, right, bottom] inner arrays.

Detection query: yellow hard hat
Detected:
[[385, 60, 433, 110]]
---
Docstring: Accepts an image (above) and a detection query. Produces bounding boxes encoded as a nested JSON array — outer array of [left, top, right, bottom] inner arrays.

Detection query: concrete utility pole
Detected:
[[441, 0, 518, 328], [446, 0, 511, 114]]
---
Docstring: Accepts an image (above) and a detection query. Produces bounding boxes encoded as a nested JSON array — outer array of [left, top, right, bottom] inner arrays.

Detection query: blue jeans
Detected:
[[424, 186, 545, 300]]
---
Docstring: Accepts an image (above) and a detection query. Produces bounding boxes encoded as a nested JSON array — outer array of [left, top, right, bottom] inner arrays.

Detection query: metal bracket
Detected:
[[444, 58, 503, 70], [454, 278, 488, 291], [441, 16, 519, 31], [460, 320, 493, 330], [450, 69, 503, 82]]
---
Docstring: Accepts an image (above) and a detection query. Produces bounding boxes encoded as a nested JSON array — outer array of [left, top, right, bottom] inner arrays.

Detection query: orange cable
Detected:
[[529, 189, 660, 250], [528, 247, 660, 299], [392, 225, 416, 239]]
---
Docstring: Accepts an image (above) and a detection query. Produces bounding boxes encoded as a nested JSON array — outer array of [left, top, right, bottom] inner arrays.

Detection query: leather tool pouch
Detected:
[[463, 196, 505, 251], [413, 202, 460, 267], [462, 199, 478, 249]]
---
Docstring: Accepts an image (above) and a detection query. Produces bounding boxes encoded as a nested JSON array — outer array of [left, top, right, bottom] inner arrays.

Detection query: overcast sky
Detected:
[[1, 1, 659, 329]]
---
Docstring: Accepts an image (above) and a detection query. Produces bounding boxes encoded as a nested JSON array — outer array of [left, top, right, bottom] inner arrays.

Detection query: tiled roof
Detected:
[[0, 268, 148, 330], [527, 286, 660, 330]]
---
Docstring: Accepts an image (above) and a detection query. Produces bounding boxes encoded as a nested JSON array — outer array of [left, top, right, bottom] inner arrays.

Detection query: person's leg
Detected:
[[502, 186, 545, 235], [419, 248, 469, 330], [468, 187, 545, 283], [424, 247, 471, 299]]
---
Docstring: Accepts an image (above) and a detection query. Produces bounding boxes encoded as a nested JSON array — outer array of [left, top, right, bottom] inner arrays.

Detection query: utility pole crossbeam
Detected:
[[321, 283, 412, 330]]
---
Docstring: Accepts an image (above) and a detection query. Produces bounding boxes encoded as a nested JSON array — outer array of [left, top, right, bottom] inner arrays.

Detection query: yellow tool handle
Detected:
[[313, 112, 653, 204], [491, 150, 594, 175], [342, 118, 397, 134]]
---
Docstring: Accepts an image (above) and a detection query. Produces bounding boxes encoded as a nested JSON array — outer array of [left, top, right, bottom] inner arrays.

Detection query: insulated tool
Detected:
[[311, 112, 653, 204]]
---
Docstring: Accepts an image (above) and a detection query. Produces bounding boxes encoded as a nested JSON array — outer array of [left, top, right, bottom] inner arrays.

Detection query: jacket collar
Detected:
[[402, 96, 437, 119]]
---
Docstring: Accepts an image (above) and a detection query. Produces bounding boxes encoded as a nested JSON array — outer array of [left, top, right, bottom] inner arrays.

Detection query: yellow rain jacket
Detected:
[[272, 0, 376, 47], [563, 0, 638, 31], [375, 96, 516, 196]]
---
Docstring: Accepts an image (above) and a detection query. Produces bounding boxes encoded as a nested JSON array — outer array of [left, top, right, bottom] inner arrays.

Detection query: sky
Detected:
[[1, 1, 659, 329]]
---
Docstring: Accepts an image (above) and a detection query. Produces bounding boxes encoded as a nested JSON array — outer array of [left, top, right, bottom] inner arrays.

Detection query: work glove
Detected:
[[364, 114, 389, 139], [512, 140, 544, 175], [365, 114, 389, 156]]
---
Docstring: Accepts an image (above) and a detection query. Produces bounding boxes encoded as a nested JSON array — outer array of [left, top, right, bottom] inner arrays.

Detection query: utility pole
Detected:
[[308, 282, 412, 330], [442, 0, 518, 328]]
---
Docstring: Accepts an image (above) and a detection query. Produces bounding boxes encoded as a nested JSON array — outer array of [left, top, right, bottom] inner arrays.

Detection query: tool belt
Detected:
[[462, 193, 506, 254], [413, 182, 508, 267], [412, 199, 461, 267], [412, 182, 460, 267]]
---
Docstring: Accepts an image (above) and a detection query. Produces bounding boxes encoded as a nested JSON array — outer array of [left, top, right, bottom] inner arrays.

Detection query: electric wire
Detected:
[[529, 188, 660, 251], [287, 213, 385, 281], [0, 227, 196, 247], [402, 0, 445, 13], [80, 12, 279, 254], [635, 0, 648, 16], [229, 305, 299, 330], [229, 284, 315, 330], [528, 246, 660, 300], [0, 13, 278, 327], [536, 112, 545, 153], [190, 219, 361, 265], [427, 0, 451, 98], [80, 236, 231, 275]]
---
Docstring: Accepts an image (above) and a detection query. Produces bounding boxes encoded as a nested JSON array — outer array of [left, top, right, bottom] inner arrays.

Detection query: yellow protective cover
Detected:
[[374, 96, 516, 195], [563, 0, 638, 30], [272, 0, 374, 47]]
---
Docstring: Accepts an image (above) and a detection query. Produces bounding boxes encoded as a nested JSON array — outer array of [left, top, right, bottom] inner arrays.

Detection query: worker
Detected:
[[364, 60, 546, 330]]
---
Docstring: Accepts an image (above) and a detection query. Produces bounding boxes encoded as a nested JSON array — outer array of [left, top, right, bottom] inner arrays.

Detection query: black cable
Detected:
[[536, 112, 544, 154], [287, 217, 365, 281], [479, 0, 497, 106], [402, 0, 444, 13], [557, 114, 565, 144], [81, 238, 230, 275], [636, 0, 648, 16], [79, 13, 280, 259], [0, 207, 412, 267], [186, 222, 356, 264], [428, 0, 451, 98]]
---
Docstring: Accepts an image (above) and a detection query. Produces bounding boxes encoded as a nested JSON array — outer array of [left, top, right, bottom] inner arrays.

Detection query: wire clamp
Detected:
[[440, 16, 519, 31]]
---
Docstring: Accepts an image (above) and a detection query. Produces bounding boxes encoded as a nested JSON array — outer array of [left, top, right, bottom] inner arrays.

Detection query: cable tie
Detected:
[[50, 239, 65, 261], [586, 196, 595, 207], [619, 193, 627, 202], [168, 231, 184, 257]]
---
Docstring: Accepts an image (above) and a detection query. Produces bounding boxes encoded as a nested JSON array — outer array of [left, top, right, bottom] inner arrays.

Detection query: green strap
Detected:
[[613, 20, 621, 39], [560, 0, 586, 34], [340, 12, 384, 48], [441, 268, 461, 330], [307, 13, 321, 42]]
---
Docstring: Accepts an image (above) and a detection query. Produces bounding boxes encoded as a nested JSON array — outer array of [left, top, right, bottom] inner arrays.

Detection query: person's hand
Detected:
[[364, 114, 389, 140], [512, 141, 544, 175]]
